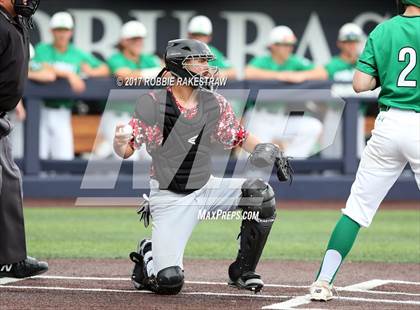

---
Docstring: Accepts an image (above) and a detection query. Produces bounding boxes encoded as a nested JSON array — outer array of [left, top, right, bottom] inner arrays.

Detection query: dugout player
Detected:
[[243, 26, 324, 158], [113, 39, 292, 294], [187, 15, 237, 79], [34, 11, 109, 160], [310, 0, 420, 301], [94, 21, 161, 160], [322, 23, 366, 159], [10, 44, 57, 158], [0, 0, 48, 278]]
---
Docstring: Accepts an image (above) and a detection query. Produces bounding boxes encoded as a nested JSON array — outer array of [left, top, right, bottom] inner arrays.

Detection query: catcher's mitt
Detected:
[[249, 143, 293, 183]]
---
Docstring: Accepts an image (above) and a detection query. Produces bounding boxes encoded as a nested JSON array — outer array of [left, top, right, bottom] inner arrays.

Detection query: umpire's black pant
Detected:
[[0, 114, 26, 264]]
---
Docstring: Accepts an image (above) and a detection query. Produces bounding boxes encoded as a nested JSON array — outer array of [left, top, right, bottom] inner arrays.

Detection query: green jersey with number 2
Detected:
[[356, 15, 419, 112]]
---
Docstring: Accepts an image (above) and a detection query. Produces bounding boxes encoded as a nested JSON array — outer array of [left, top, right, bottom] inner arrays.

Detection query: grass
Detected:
[[24, 207, 420, 263]]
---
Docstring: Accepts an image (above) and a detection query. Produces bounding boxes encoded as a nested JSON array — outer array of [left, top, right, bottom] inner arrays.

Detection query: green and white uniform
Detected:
[[244, 54, 322, 158], [34, 43, 104, 109], [325, 56, 356, 82], [34, 43, 105, 160], [316, 14, 420, 285], [249, 54, 314, 72], [356, 15, 419, 112]]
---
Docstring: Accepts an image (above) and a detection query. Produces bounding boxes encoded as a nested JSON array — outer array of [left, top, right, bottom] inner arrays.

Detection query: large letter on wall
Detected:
[[296, 13, 331, 65], [172, 11, 196, 40], [70, 9, 122, 59], [129, 10, 166, 54], [221, 12, 275, 78]]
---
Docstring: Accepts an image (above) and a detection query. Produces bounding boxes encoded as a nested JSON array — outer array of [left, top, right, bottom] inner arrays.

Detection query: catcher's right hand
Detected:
[[114, 123, 133, 147]]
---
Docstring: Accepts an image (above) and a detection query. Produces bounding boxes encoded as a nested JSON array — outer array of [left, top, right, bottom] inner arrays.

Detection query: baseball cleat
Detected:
[[129, 239, 152, 290], [309, 280, 333, 301], [0, 256, 48, 279], [228, 271, 264, 293]]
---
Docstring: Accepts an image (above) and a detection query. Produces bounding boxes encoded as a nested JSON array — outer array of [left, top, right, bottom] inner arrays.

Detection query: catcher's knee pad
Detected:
[[152, 266, 184, 295], [240, 178, 276, 219], [230, 179, 276, 281]]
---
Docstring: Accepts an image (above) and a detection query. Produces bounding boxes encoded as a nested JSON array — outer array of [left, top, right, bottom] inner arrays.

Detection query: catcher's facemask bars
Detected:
[[181, 54, 220, 91]]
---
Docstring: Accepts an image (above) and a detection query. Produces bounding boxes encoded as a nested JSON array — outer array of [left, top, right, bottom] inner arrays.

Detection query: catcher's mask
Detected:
[[13, 0, 40, 28], [158, 39, 219, 91]]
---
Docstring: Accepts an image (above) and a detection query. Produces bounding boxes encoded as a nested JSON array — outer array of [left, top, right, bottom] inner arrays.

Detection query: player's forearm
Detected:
[[85, 64, 110, 77], [115, 69, 144, 79], [113, 141, 135, 159], [244, 67, 280, 80], [300, 66, 329, 81], [28, 69, 56, 83], [353, 70, 377, 93], [53, 68, 75, 80], [219, 68, 237, 80], [241, 133, 262, 153]]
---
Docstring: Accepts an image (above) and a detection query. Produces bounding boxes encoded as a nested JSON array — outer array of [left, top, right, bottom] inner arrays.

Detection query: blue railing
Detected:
[[19, 78, 418, 200]]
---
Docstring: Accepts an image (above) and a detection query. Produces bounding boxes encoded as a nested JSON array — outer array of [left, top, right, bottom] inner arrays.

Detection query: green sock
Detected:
[[315, 215, 361, 283]]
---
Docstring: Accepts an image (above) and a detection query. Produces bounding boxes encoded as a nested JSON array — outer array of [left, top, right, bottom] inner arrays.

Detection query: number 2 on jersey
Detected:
[[397, 47, 417, 88]]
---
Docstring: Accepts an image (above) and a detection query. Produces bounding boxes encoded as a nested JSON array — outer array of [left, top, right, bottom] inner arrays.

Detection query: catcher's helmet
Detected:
[[13, 0, 40, 28], [160, 39, 219, 91], [14, 0, 40, 18]]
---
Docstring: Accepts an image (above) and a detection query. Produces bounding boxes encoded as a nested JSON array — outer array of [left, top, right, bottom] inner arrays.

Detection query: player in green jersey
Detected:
[[322, 23, 367, 159], [310, 1, 420, 301], [245, 25, 327, 82], [10, 44, 57, 159], [242, 25, 325, 158], [94, 21, 162, 160], [34, 12, 109, 160], [325, 23, 364, 82], [187, 15, 237, 79]]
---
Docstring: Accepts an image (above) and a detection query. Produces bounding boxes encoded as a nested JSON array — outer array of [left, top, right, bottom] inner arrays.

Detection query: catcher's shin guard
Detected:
[[229, 178, 276, 290]]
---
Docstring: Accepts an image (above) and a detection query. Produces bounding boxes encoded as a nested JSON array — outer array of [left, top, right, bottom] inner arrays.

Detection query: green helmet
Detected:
[[402, 0, 420, 7]]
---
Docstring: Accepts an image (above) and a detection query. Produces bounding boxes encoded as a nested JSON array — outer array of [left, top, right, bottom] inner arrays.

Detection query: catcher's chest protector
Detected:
[[148, 90, 220, 193]]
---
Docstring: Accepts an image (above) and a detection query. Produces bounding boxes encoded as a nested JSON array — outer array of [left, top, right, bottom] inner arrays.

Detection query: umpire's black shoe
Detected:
[[0, 256, 48, 278]]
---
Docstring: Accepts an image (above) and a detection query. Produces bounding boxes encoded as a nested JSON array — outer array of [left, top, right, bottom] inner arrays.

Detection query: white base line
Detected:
[[32, 275, 309, 288], [339, 289, 420, 297], [336, 296, 420, 305], [388, 280, 420, 286], [262, 295, 311, 309], [0, 285, 290, 299], [343, 279, 390, 291], [32, 275, 420, 296], [0, 278, 25, 285]]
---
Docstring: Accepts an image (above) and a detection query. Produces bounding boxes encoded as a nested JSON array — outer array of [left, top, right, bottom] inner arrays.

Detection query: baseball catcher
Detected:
[[113, 39, 292, 295]]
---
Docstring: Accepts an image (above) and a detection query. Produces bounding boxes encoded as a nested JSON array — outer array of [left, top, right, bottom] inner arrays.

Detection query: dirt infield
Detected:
[[1, 259, 419, 309]]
